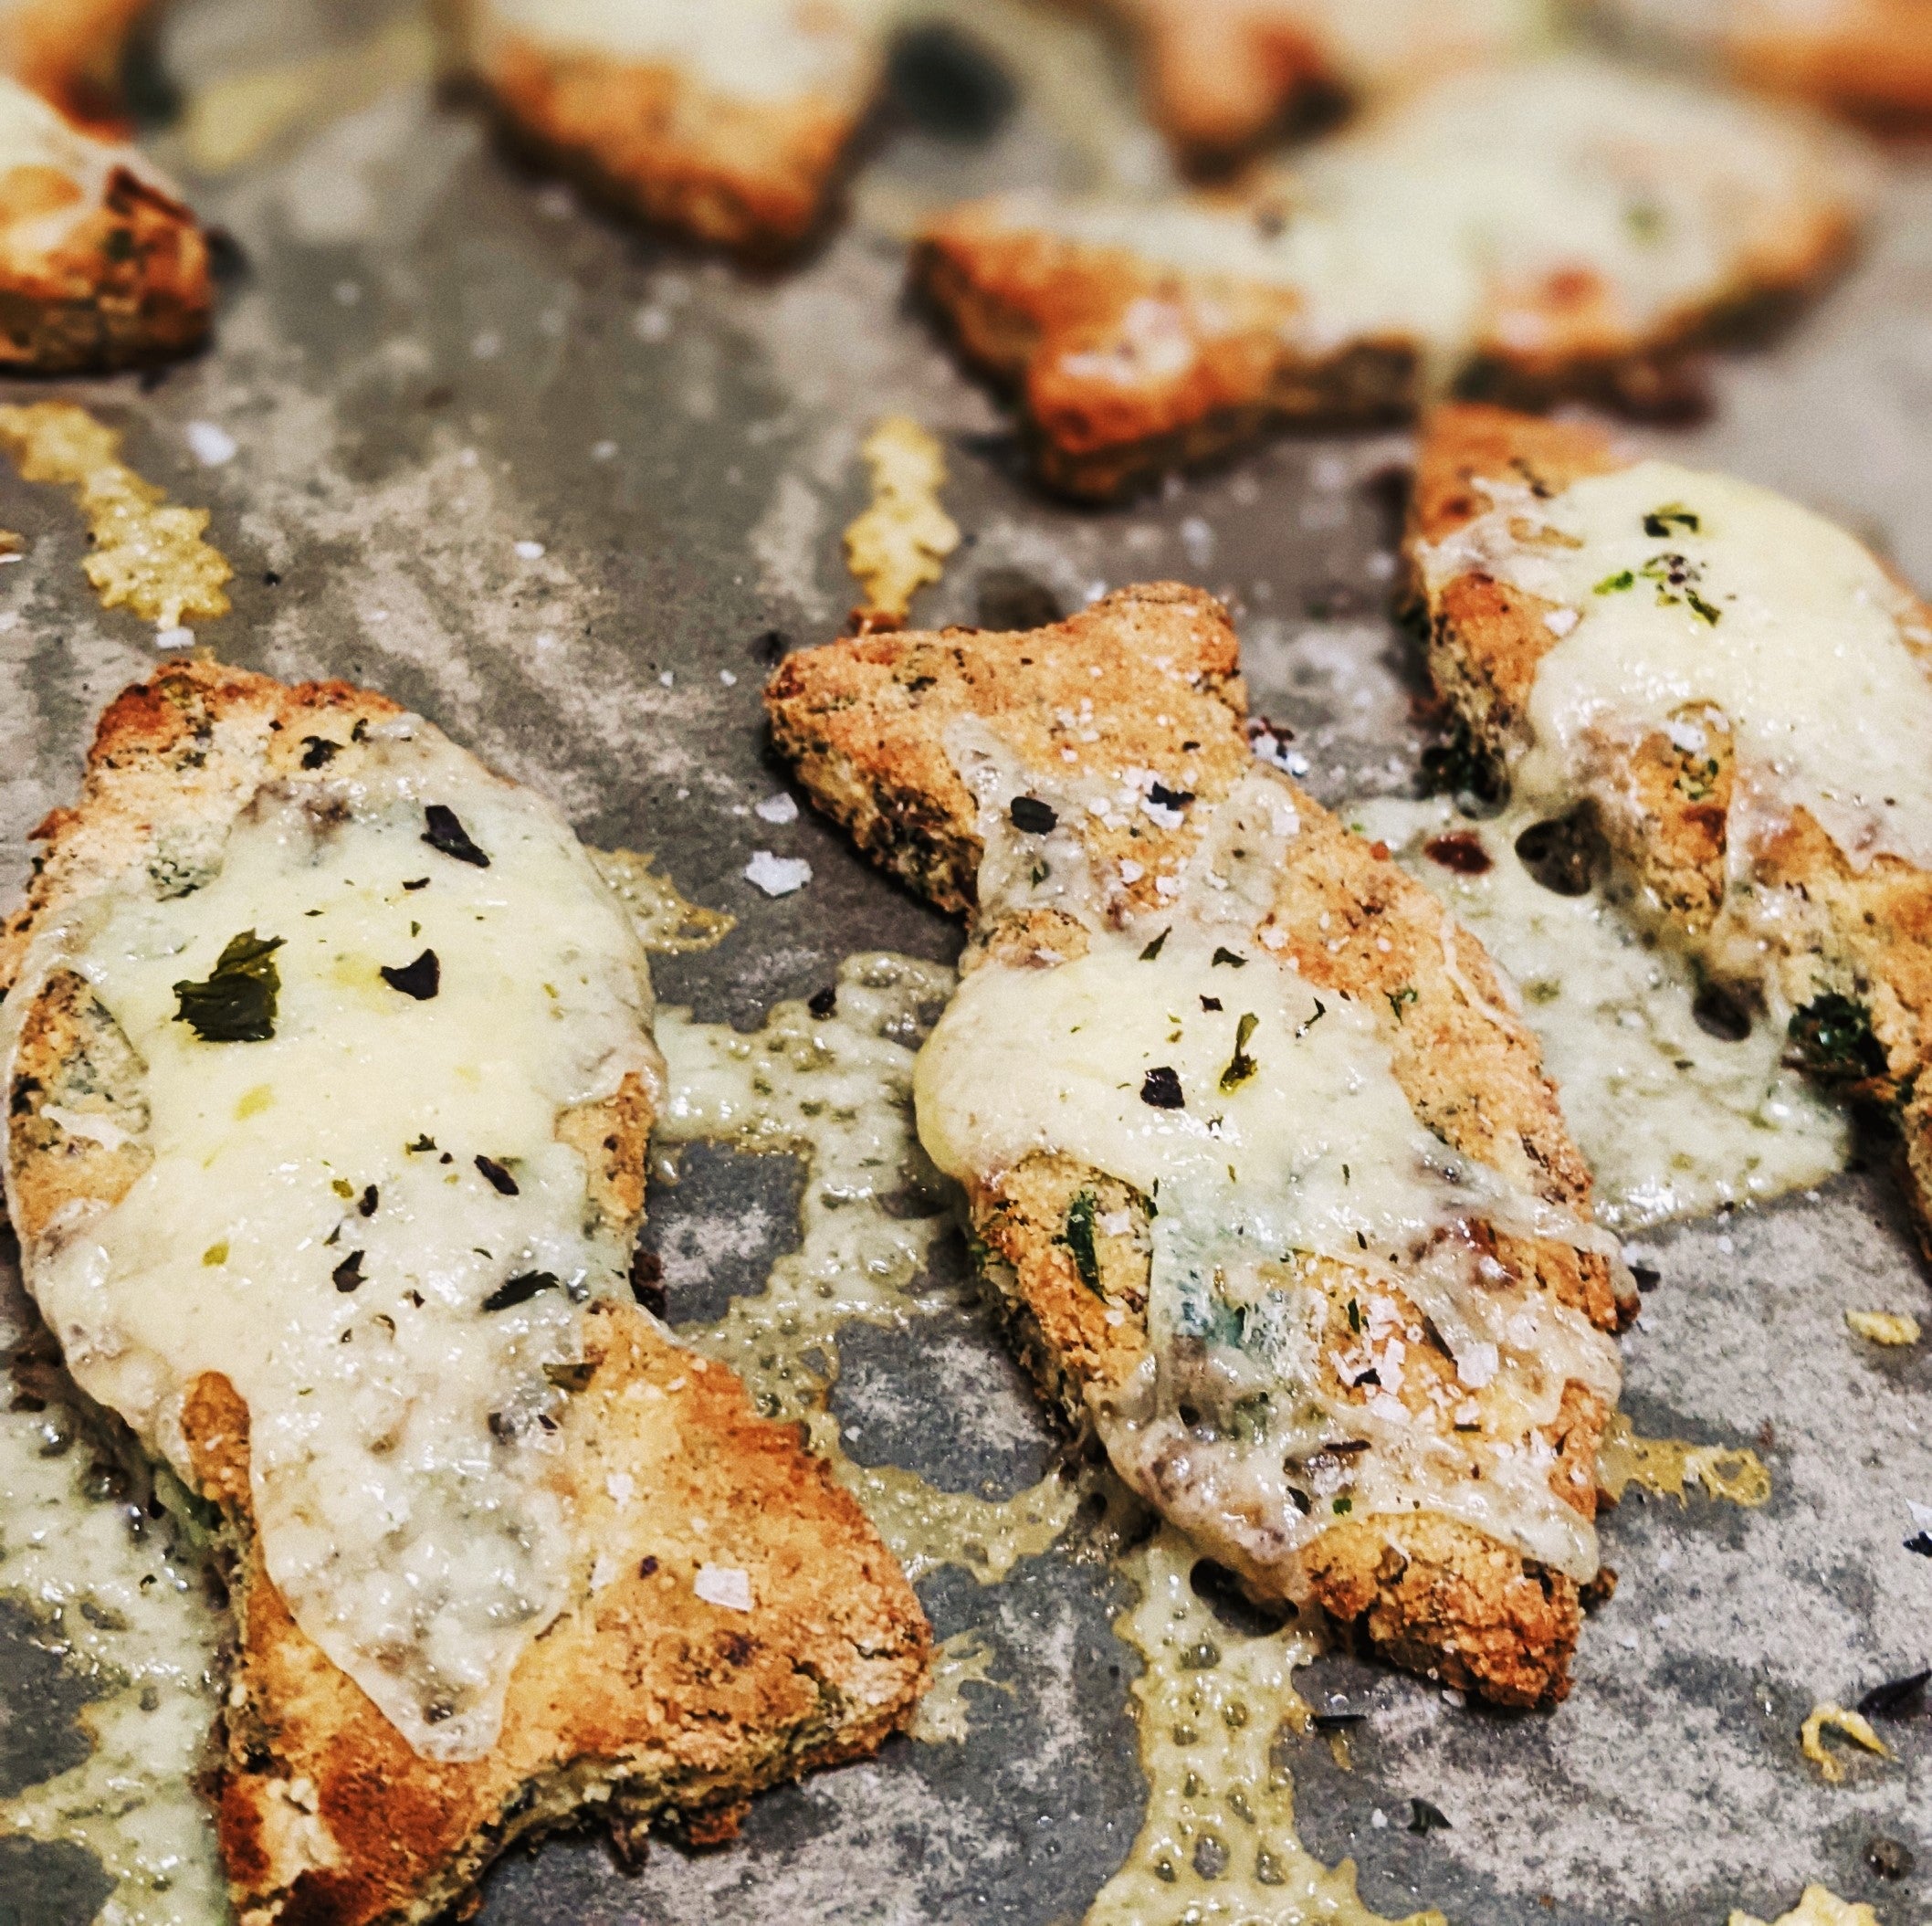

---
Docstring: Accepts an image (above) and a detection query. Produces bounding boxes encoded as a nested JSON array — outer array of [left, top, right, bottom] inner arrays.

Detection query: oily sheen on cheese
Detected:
[[0, 715, 664, 1762], [915, 727, 1622, 1586]]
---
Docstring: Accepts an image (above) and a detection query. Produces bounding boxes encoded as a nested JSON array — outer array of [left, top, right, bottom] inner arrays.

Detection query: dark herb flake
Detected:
[[1408, 1798, 1452, 1837], [1139, 928, 1171, 962], [359, 1184, 378, 1217], [1220, 1013, 1260, 1093], [1643, 503, 1700, 537], [1296, 998, 1326, 1038], [1906, 1532, 1932, 1558], [1211, 947, 1247, 968], [299, 736, 340, 769], [1856, 1668, 1929, 1720], [1310, 1711, 1365, 1732], [1141, 1066, 1184, 1110], [380, 949, 440, 1000], [1064, 1190, 1103, 1295], [1147, 781, 1193, 811], [1787, 994, 1889, 1088], [173, 931, 285, 1043], [402, 877, 430, 892], [1594, 569, 1634, 595], [1387, 985, 1418, 1022], [481, 1270, 558, 1312], [475, 1155, 520, 1196], [423, 804, 490, 868], [332, 1250, 364, 1293], [1009, 795, 1057, 835]]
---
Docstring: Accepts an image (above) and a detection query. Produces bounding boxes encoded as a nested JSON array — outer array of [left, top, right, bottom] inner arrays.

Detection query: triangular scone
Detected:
[[1, 664, 928, 1925], [767, 584, 1630, 1707], [0, 74, 210, 370], [915, 57, 1866, 499], [1097, 0, 1548, 169], [0, 0, 154, 128], [445, 0, 883, 258], [1408, 402, 1932, 1266]]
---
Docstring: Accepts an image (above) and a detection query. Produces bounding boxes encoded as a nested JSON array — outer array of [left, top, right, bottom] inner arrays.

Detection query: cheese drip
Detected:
[[1, 720, 665, 1761], [915, 730, 1622, 1586], [1421, 458, 1932, 876]]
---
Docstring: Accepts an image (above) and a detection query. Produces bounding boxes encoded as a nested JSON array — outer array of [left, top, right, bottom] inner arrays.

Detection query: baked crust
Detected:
[[1409, 402, 1932, 1263], [0, 0, 155, 129], [2, 661, 930, 1925], [767, 584, 1624, 1707]]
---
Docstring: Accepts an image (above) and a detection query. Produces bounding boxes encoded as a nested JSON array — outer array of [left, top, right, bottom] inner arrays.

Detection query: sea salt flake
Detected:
[[184, 421, 236, 467], [1542, 606, 1580, 637], [744, 851, 812, 897], [755, 793, 799, 825], [695, 1563, 753, 1612], [514, 540, 546, 561]]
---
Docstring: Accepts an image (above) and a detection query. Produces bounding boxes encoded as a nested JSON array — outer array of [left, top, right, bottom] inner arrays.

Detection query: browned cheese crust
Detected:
[[1410, 401, 1932, 1263], [465, 28, 877, 258], [1719, 0, 1932, 127], [767, 583, 1626, 1706], [914, 176, 1856, 501], [0, 141, 211, 372], [0, 0, 156, 129], [2, 662, 930, 1926]]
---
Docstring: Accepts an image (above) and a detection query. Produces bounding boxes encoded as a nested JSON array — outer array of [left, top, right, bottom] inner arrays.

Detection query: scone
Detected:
[[768, 584, 1631, 1707], [1, 662, 929, 1925]]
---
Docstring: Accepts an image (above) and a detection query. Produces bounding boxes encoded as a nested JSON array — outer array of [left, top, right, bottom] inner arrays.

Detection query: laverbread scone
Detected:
[[915, 56, 1867, 499], [0, 662, 929, 1926], [0, 72, 210, 371], [1408, 403, 1932, 1265], [767, 583, 1633, 1707], [444, 0, 884, 258]]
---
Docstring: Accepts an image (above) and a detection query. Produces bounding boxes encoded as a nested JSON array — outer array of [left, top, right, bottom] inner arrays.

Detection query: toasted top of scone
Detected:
[[769, 586, 1626, 1699], [0, 71, 210, 369], [1104, 0, 1551, 164], [0, 0, 153, 128], [916, 57, 1866, 494], [2, 660, 670, 1761]]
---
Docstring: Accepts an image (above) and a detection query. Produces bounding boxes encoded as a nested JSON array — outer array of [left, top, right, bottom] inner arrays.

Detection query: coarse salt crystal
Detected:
[[1543, 607, 1580, 637], [744, 851, 811, 897], [514, 540, 545, 561], [695, 1563, 753, 1612], [755, 793, 799, 825], [185, 421, 236, 467]]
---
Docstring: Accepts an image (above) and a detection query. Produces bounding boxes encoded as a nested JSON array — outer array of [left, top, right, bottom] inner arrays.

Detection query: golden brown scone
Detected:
[[768, 584, 1627, 1707], [0, 0, 155, 129], [915, 57, 1865, 500], [1096, 0, 1547, 170], [1409, 402, 1932, 1263], [0, 74, 210, 371], [3, 662, 929, 1925], [446, 0, 882, 258]]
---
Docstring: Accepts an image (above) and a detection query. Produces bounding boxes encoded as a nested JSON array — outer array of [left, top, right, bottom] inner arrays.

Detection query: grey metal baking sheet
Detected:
[[4, 1, 1931, 1921]]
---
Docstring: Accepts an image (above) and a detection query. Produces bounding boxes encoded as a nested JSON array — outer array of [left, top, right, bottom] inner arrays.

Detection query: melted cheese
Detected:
[[1359, 796, 1847, 1229], [1, 719, 665, 1760], [1423, 458, 1932, 874], [996, 56, 1863, 375], [475, 0, 879, 105], [915, 742, 1622, 1585], [0, 75, 185, 251]]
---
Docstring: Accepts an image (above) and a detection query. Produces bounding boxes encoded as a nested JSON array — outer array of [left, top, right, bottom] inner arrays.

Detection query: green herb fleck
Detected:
[[1346, 1298, 1360, 1333], [1332, 1496, 1353, 1515], [1386, 984, 1418, 1022], [1030, 861, 1050, 888], [203, 1241, 227, 1267], [173, 931, 284, 1042], [1787, 994, 1890, 1089], [1643, 503, 1700, 537], [1211, 947, 1247, 969], [1064, 1189, 1102, 1295], [1139, 928, 1170, 961], [1685, 588, 1721, 626], [1594, 569, 1634, 595], [1220, 1012, 1260, 1092]]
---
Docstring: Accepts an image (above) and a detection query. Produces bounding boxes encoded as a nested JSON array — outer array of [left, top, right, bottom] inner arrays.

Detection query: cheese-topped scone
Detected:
[[767, 584, 1631, 1707], [1098, 0, 1550, 168], [0, 73, 210, 371], [446, 0, 884, 258], [915, 57, 1866, 500], [1602, 0, 1932, 128], [1, 663, 929, 1925], [1408, 403, 1932, 1265], [0, 0, 154, 127]]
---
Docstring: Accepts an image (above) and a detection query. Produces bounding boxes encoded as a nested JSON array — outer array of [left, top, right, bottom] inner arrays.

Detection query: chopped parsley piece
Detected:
[[1219, 1012, 1260, 1092], [1063, 1190, 1102, 1295], [423, 804, 489, 868], [1787, 993, 1889, 1087], [1643, 503, 1700, 537], [1386, 984, 1418, 1022], [1009, 795, 1057, 834], [380, 948, 440, 1000], [173, 931, 284, 1042], [1346, 1298, 1360, 1333], [1685, 588, 1721, 626], [1140, 1065, 1184, 1109], [1211, 947, 1247, 968], [1594, 569, 1634, 595], [475, 1154, 520, 1196], [482, 1269, 558, 1312], [1139, 927, 1170, 961], [1332, 1496, 1352, 1515]]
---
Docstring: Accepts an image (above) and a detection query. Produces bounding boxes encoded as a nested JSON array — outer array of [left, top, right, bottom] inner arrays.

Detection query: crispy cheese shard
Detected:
[[0, 72, 210, 371], [1099, 0, 1549, 167], [0, 662, 928, 1925], [766, 583, 1631, 1708], [1408, 402, 1932, 1266], [446, 0, 885, 257], [915, 56, 1867, 499]]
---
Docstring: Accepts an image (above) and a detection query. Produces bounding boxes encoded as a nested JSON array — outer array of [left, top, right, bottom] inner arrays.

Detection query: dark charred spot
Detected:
[[1514, 806, 1604, 897], [481, 1270, 558, 1313], [332, 1250, 364, 1293], [1423, 830, 1492, 876], [475, 1155, 519, 1195], [808, 985, 837, 1018], [380, 949, 440, 1000], [630, 1247, 667, 1319], [299, 736, 339, 769], [1140, 1066, 1184, 1109], [1691, 982, 1753, 1043], [1010, 795, 1057, 835]]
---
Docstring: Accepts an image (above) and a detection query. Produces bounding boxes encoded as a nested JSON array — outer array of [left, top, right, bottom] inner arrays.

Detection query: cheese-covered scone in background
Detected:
[[445, 0, 885, 257], [768, 584, 1631, 1707], [0, 663, 929, 1926], [0, 0, 155, 128], [1602, 0, 1932, 128], [1098, 0, 1550, 168], [0, 73, 209, 370], [1408, 404, 1932, 1265], [916, 57, 1868, 499]]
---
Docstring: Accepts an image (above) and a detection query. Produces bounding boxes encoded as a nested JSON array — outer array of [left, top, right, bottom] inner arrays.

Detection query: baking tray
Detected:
[[2, 1, 1929, 1921]]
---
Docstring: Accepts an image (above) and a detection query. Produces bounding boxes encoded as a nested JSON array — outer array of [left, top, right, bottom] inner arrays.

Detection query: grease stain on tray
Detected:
[[911, 1628, 1013, 1745], [591, 847, 735, 954]]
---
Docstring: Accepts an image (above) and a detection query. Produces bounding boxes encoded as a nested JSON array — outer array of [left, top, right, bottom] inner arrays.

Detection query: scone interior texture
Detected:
[[768, 584, 1630, 1706], [1105, 0, 1552, 166], [2, 663, 929, 1924], [915, 55, 1868, 498], [0, 70, 211, 370], [1408, 402, 1932, 1260], [448, 0, 885, 256]]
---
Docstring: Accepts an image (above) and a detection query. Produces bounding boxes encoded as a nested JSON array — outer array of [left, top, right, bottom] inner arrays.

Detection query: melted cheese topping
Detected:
[[1358, 796, 1847, 1229], [0, 74, 184, 249], [1, 720, 664, 1760], [1422, 458, 1932, 875], [996, 56, 1861, 374], [476, 0, 879, 105], [915, 735, 1622, 1584]]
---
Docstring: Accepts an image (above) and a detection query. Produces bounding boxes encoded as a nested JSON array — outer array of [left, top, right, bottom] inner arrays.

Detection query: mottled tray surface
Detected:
[[5, 2, 1932, 1922]]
